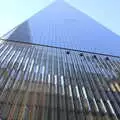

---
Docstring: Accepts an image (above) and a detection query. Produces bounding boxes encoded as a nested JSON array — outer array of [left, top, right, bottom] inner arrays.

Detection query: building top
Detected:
[[2, 0, 120, 56]]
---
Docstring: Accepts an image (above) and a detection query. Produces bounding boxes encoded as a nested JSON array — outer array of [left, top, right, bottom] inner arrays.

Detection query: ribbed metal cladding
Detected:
[[0, 40, 120, 120]]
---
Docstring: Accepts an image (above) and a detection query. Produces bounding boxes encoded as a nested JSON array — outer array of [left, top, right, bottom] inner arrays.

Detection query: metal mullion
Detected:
[[21, 47, 31, 72], [0, 45, 14, 79], [50, 47, 57, 120], [2, 47, 29, 119], [38, 47, 45, 85], [1, 46, 18, 88], [43, 47, 51, 120], [35, 47, 44, 120], [107, 58, 120, 84], [113, 58, 120, 69], [7, 47, 33, 119], [6, 48, 28, 106], [69, 52, 85, 120], [77, 55, 99, 118], [41, 47, 47, 84], [0, 47, 25, 119], [82, 55, 109, 117], [7, 52, 27, 118], [52, 48, 58, 120], [82, 56, 102, 111], [108, 58, 120, 73], [99, 57, 112, 70], [1, 46, 20, 70], [0, 44, 5, 51], [97, 56, 120, 94], [63, 54, 70, 87], [0, 43, 6, 65], [58, 49, 67, 120], [0, 65, 17, 102], [37, 47, 44, 85], [38, 47, 46, 111], [106, 57, 118, 72], [100, 57, 120, 103], [88, 54, 119, 120], [29, 49, 38, 119], [1, 47, 17, 69], [71, 53, 84, 110], [17, 73, 32, 120], [86, 55, 111, 112], [67, 52, 84, 120], [79, 58, 94, 111], [99, 56, 117, 79], [56, 49, 63, 119], [41, 47, 49, 120], [45, 47, 51, 110], [30, 47, 40, 120], [97, 55, 120, 118], [8, 47, 27, 92], [60, 50, 70, 120], [0, 47, 18, 95], [75, 55, 91, 112], [77, 54, 103, 113], [54, 48, 58, 95], [27, 48, 38, 120], [57, 49, 62, 112], [17, 47, 35, 120], [0, 45, 9, 59], [10, 49, 28, 92], [45, 48, 49, 85], [87, 55, 109, 100], [114, 58, 120, 71], [54, 49, 58, 105], [76, 54, 99, 120], [79, 54, 112, 120], [64, 52, 76, 120], [110, 58, 120, 79], [32, 48, 40, 120], [10, 47, 29, 101], [11, 51, 22, 69], [14, 47, 28, 71], [109, 59, 120, 93], [46, 47, 53, 120], [0, 45, 14, 64]]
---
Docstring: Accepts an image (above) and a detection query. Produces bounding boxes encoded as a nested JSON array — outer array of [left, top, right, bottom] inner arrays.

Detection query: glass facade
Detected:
[[1, 1, 120, 119], [0, 39, 120, 119], [2, 0, 120, 56]]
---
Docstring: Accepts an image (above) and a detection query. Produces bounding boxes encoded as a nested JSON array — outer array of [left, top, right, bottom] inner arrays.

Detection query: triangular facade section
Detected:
[[3, 21, 32, 43], [2, 0, 120, 56]]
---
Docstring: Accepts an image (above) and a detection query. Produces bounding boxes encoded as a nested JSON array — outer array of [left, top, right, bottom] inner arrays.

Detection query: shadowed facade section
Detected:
[[6, 21, 32, 43]]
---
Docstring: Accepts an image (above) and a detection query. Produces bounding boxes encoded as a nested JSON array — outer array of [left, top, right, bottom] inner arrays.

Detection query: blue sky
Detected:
[[0, 0, 120, 37]]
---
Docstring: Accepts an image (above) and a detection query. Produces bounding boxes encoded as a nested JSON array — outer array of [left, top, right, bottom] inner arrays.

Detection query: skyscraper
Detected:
[[0, 0, 120, 119]]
